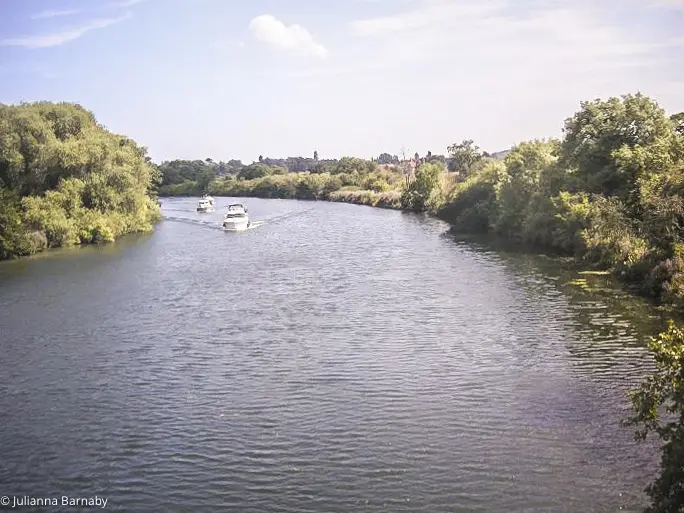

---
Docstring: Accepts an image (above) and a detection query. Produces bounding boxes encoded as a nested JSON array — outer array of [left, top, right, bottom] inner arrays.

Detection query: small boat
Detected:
[[222, 204, 250, 231], [197, 195, 215, 212]]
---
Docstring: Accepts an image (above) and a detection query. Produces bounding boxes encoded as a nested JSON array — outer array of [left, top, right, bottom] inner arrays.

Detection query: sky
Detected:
[[0, 0, 683, 164]]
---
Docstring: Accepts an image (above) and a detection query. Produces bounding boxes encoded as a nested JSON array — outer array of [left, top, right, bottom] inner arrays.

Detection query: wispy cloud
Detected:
[[248, 14, 327, 58], [2, 13, 132, 49], [29, 0, 144, 20], [346, 0, 682, 74], [648, 0, 684, 7], [106, 0, 146, 7], [30, 9, 81, 20], [350, 0, 507, 37]]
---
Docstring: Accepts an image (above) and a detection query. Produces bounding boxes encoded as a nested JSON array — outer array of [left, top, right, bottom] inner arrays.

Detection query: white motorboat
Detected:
[[197, 195, 215, 212], [222, 204, 250, 231]]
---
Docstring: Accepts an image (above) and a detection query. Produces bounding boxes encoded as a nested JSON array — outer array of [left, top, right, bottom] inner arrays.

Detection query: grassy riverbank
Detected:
[[0, 102, 161, 260]]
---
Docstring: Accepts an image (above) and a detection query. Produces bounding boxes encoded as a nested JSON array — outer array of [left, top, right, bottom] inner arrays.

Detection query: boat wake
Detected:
[[222, 221, 265, 232], [158, 208, 191, 213], [163, 216, 267, 232], [163, 208, 311, 232], [263, 208, 313, 224], [163, 216, 224, 231]]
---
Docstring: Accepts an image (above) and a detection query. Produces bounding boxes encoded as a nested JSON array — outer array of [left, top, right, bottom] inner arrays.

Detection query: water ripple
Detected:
[[0, 197, 662, 513]]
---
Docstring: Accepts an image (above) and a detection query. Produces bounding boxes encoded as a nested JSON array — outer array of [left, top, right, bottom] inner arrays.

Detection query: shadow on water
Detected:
[[0, 232, 153, 283], [441, 230, 672, 336]]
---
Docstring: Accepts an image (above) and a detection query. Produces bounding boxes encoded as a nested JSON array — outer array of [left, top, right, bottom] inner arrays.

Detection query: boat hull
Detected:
[[222, 219, 250, 231]]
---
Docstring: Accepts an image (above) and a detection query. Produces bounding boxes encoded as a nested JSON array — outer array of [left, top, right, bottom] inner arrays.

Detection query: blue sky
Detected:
[[1, 0, 683, 164]]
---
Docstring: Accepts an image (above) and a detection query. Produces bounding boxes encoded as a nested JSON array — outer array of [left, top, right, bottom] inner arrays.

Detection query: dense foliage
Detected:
[[434, 93, 684, 312], [0, 102, 161, 259], [158, 153, 408, 208], [626, 321, 684, 513]]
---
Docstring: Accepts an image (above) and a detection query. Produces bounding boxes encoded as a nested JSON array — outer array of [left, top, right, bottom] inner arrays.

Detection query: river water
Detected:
[[0, 197, 664, 512]]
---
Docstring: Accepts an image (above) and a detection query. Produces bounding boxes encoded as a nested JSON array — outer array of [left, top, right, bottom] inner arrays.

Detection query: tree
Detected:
[[447, 139, 483, 177], [0, 188, 30, 259], [400, 162, 443, 212], [492, 140, 561, 240], [197, 168, 216, 192], [624, 321, 684, 513], [258, 155, 263, 163], [377, 153, 399, 165], [560, 93, 677, 200], [333, 157, 376, 175], [0, 101, 160, 257], [238, 163, 277, 180], [672, 113, 684, 136], [313, 150, 319, 161]]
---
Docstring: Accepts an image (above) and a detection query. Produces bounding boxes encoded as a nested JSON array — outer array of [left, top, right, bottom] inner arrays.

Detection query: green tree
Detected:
[[491, 139, 560, 240], [0, 188, 31, 259], [400, 162, 443, 212], [672, 113, 684, 136], [625, 321, 684, 513], [447, 139, 483, 177], [560, 93, 677, 201], [333, 157, 376, 175], [238, 163, 274, 180], [0, 101, 160, 258], [197, 168, 216, 193]]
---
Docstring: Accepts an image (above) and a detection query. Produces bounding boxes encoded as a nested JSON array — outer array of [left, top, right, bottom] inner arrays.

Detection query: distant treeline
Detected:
[[156, 146, 509, 197]]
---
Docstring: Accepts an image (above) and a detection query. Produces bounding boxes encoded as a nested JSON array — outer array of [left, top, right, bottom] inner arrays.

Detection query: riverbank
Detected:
[[159, 188, 403, 210]]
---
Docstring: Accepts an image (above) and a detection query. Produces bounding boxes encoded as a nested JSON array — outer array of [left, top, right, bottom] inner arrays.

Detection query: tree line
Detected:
[[155, 146, 491, 197]]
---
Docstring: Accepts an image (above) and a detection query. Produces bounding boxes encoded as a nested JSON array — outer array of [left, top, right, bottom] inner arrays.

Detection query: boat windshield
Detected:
[[224, 213, 246, 218]]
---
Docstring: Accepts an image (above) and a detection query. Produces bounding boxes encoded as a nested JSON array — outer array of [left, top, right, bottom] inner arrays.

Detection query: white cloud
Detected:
[[248, 14, 327, 58], [30, 9, 81, 20], [1, 13, 132, 49]]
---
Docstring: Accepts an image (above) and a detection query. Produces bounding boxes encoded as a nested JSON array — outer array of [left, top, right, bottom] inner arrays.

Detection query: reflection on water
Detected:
[[0, 197, 663, 512]]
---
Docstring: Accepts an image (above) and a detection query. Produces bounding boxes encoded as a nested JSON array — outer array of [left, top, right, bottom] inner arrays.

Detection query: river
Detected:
[[0, 196, 663, 512]]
